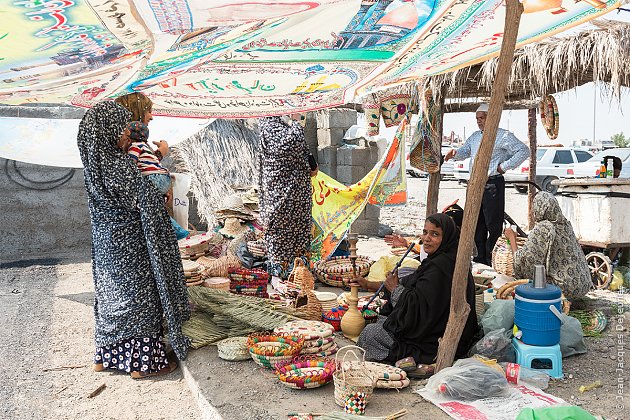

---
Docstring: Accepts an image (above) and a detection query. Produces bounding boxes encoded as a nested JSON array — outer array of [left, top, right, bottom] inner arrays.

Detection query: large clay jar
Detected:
[[340, 290, 366, 340]]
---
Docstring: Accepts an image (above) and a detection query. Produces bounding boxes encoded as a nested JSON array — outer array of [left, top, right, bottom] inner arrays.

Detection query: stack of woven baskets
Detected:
[[246, 239, 267, 258], [314, 256, 374, 287], [228, 267, 269, 298], [247, 333, 304, 369], [363, 361, 409, 389], [274, 320, 338, 357], [178, 233, 211, 259], [182, 260, 204, 287]]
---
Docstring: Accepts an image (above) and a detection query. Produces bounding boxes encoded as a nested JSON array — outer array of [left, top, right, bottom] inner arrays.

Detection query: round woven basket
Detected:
[[491, 236, 527, 277], [217, 337, 249, 361], [247, 239, 267, 257], [275, 356, 336, 390], [202, 277, 230, 291], [247, 334, 304, 369], [313, 291, 338, 313], [314, 256, 373, 287], [201, 255, 242, 278]]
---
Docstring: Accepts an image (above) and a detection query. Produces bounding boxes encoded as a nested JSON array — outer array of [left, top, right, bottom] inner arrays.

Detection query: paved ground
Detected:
[[2, 177, 628, 420]]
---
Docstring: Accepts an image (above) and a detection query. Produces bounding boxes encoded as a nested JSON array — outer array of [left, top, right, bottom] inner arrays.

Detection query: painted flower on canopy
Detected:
[[397, 103, 407, 114]]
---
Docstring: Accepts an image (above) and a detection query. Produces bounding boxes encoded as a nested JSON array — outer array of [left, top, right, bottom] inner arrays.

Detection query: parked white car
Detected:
[[453, 147, 594, 194], [572, 148, 630, 179]]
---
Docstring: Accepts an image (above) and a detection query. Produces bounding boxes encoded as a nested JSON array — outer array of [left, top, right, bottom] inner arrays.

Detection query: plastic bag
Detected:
[[516, 406, 597, 420], [367, 256, 419, 282], [469, 328, 516, 362], [425, 358, 509, 400], [481, 299, 515, 335], [559, 314, 587, 358], [171, 172, 191, 229]]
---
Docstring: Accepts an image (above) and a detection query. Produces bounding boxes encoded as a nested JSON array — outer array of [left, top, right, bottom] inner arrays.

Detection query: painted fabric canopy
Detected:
[[0, 0, 619, 118]]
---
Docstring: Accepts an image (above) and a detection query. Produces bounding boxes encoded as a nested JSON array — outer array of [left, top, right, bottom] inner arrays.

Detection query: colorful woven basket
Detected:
[[333, 346, 376, 407], [229, 267, 269, 298], [217, 337, 249, 361], [364, 102, 381, 136], [247, 333, 304, 369], [314, 256, 374, 287], [539, 94, 559, 140], [275, 356, 336, 390], [380, 94, 410, 127]]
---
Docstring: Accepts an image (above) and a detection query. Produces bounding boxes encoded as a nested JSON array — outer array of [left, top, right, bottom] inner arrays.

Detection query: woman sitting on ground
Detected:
[[503, 191, 591, 300], [351, 213, 479, 377]]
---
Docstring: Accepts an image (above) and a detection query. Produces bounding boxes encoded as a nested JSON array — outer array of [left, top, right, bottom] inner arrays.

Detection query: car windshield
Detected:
[[588, 149, 630, 162]]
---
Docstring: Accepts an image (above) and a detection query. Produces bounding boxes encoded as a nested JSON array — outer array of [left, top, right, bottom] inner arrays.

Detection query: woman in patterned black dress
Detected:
[[258, 115, 317, 279], [77, 101, 190, 379]]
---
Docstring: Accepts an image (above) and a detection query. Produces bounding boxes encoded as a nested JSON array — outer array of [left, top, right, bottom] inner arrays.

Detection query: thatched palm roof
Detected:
[[424, 20, 630, 112]]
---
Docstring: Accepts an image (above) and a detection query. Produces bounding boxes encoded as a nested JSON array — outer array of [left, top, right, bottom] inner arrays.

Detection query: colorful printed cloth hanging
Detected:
[[0, 1, 618, 117]]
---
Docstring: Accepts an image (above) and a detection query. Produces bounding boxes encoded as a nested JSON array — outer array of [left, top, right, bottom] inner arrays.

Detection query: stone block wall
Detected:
[[314, 109, 381, 236]]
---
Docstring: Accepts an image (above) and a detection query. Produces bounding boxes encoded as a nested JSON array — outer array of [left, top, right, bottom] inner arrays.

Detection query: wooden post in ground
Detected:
[[425, 94, 445, 217], [527, 107, 537, 230], [435, 0, 524, 371]]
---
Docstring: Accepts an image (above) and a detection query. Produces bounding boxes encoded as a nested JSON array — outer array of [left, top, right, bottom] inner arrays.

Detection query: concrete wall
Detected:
[[0, 158, 91, 263]]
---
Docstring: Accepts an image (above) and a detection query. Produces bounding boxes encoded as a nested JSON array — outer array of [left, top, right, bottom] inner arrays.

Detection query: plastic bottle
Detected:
[[599, 160, 607, 178], [606, 158, 614, 178], [500, 362, 550, 390]]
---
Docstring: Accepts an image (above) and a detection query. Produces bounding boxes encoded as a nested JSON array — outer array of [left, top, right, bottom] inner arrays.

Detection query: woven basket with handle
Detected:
[[491, 236, 527, 277], [333, 346, 376, 407]]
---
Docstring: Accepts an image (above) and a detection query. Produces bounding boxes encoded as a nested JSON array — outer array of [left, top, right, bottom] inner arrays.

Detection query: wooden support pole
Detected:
[[435, 0, 524, 372], [527, 107, 537, 230], [425, 94, 445, 217]]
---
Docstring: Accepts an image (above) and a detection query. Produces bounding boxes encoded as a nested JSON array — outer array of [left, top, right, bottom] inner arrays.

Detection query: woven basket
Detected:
[[314, 291, 338, 313], [217, 337, 249, 361], [202, 277, 230, 291], [314, 256, 373, 287], [247, 334, 304, 369], [228, 230, 257, 257], [333, 346, 376, 407], [475, 284, 487, 319], [288, 258, 315, 291], [275, 356, 336, 390], [201, 255, 242, 278], [491, 236, 527, 277], [294, 290, 323, 321]]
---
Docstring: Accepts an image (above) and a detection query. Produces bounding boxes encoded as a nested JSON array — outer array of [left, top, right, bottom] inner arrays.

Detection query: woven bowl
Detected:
[[217, 337, 249, 361], [247, 334, 304, 369], [275, 357, 336, 390], [314, 256, 373, 287]]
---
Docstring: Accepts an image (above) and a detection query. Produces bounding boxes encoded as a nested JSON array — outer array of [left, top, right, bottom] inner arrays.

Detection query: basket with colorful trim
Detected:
[[247, 333, 304, 369], [229, 267, 269, 298], [313, 256, 374, 287], [275, 356, 336, 390]]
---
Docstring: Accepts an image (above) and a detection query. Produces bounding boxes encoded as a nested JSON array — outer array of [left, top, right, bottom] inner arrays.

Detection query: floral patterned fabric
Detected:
[[258, 116, 312, 278], [513, 192, 591, 300], [94, 333, 169, 374], [77, 101, 190, 363]]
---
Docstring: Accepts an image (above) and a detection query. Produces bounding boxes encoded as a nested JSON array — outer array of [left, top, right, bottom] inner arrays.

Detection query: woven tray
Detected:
[[313, 291, 338, 313], [314, 256, 373, 287], [491, 236, 527, 277]]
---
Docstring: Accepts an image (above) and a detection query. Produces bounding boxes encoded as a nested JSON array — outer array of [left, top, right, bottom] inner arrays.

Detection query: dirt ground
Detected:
[[1, 178, 628, 419]]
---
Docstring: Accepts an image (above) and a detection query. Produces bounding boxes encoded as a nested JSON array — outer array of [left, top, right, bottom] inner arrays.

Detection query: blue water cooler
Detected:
[[514, 266, 563, 346]]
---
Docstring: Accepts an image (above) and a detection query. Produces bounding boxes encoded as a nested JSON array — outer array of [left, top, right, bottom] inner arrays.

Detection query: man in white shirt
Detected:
[[445, 103, 529, 265]]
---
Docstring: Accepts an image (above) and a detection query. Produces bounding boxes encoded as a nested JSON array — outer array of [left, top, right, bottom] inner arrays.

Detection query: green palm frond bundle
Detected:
[[186, 287, 299, 347]]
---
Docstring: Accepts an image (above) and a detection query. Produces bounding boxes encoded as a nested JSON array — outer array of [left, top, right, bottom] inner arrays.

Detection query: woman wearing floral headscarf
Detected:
[[504, 191, 591, 300], [77, 101, 190, 379]]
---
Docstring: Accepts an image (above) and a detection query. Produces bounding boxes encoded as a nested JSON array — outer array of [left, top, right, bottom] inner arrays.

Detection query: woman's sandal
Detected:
[[93, 363, 106, 372], [407, 363, 436, 380], [130, 361, 178, 379]]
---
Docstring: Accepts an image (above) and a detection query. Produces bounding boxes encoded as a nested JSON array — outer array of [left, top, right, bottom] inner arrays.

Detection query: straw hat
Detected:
[[215, 194, 255, 221], [219, 217, 250, 238]]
